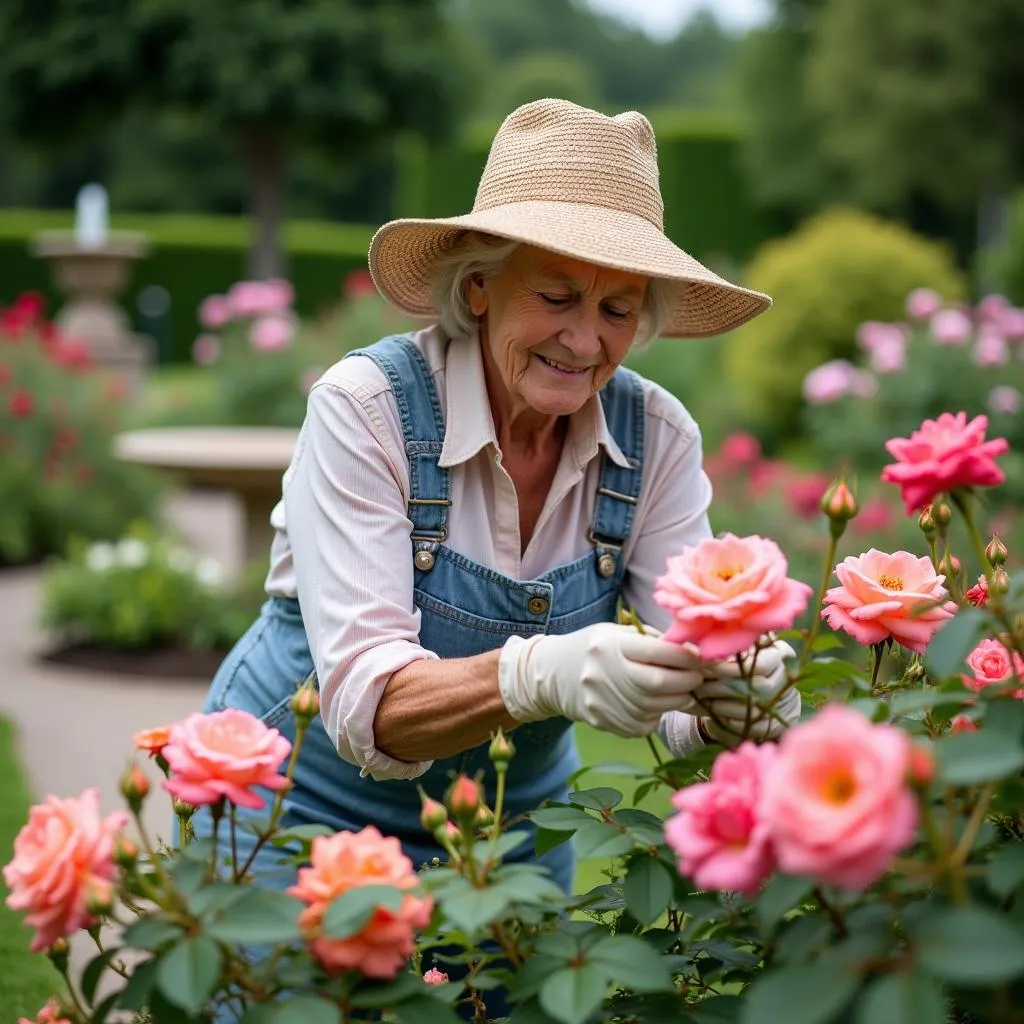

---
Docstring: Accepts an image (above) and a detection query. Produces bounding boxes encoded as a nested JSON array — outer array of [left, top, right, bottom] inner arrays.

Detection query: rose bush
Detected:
[[7, 408, 1024, 1024]]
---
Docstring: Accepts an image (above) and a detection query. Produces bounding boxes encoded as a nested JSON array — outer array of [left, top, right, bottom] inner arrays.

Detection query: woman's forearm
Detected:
[[373, 648, 519, 763]]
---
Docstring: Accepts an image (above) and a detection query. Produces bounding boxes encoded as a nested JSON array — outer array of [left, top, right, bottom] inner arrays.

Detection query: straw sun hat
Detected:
[[368, 98, 771, 339]]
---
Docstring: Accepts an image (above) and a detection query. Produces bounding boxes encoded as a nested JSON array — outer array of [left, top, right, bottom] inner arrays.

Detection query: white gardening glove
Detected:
[[657, 639, 799, 755], [498, 623, 705, 738]]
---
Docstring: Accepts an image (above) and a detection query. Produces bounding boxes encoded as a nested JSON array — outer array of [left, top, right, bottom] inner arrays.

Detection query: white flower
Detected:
[[85, 542, 116, 573], [116, 538, 149, 568], [195, 557, 225, 589], [167, 547, 195, 574]]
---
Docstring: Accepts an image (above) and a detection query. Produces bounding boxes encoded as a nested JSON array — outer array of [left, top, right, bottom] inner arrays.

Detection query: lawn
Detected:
[[0, 716, 64, 1020]]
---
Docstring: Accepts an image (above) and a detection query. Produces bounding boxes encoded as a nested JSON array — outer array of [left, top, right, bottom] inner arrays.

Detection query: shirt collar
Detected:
[[438, 333, 632, 471]]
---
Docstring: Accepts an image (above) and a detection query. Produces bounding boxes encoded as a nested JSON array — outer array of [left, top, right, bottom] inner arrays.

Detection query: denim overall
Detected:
[[195, 335, 644, 1004]]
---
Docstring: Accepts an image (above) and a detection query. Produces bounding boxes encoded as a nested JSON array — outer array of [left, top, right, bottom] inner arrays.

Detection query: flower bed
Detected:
[[7, 408, 1024, 1024]]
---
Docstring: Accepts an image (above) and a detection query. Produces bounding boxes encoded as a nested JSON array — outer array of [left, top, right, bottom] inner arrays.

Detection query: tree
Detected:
[[0, 0, 470, 277]]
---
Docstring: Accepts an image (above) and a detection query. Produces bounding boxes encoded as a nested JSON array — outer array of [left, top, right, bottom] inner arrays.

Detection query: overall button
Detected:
[[597, 552, 617, 578], [527, 596, 549, 615], [414, 549, 436, 571]]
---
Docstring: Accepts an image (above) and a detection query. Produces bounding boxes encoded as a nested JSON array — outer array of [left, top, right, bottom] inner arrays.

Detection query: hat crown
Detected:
[[472, 99, 665, 231]]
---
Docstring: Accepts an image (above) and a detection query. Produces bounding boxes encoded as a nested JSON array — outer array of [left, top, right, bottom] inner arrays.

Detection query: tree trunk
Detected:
[[243, 133, 286, 280]]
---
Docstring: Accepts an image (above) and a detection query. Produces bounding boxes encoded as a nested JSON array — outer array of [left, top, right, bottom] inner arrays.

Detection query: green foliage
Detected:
[[39, 521, 264, 651], [0, 716, 64, 1018], [723, 208, 967, 440], [981, 187, 1024, 304], [0, 293, 159, 564], [0, 210, 375, 363]]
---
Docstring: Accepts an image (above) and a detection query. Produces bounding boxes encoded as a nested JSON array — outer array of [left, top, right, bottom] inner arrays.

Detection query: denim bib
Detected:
[[199, 335, 646, 892]]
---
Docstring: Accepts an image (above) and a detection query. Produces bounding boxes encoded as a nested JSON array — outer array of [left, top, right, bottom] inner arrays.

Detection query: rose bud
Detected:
[[435, 821, 463, 850], [46, 938, 70, 972], [290, 679, 321, 723], [173, 799, 196, 821], [986, 536, 1008, 567], [907, 743, 935, 787], [114, 834, 139, 868], [933, 500, 953, 531], [446, 775, 482, 821], [84, 878, 115, 917], [950, 714, 978, 735], [119, 763, 150, 813], [488, 729, 515, 768], [938, 553, 961, 581], [991, 566, 1010, 595], [821, 478, 858, 522], [473, 804, 494, 831], [918, 505, 937, 540], [418, 787, 448, 831]]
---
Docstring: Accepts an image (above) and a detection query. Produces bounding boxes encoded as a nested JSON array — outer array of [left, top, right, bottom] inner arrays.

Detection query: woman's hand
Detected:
[[498, 623, 705, 737]]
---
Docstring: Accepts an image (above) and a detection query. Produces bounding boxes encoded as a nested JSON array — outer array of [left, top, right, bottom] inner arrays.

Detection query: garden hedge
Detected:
[[0, 210, 374, 364]]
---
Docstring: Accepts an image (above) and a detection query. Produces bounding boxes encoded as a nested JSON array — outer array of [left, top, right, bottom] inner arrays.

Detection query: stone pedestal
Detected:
[[31, 232, 154, 400]]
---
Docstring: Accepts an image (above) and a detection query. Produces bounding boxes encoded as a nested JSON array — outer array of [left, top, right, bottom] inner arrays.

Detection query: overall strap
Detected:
[[590, 367, 646, 576], [343, 335, 450, 547]]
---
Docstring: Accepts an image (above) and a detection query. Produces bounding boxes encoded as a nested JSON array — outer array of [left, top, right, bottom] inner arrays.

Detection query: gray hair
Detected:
[[429, 231, 675, 347]]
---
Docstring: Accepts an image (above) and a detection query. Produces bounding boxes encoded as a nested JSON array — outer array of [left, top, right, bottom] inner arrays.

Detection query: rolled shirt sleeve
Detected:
[[283, 377, 438, 781]]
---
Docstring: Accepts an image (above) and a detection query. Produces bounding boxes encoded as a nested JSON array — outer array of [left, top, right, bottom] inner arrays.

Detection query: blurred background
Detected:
[[2, 0, 1024, 677]]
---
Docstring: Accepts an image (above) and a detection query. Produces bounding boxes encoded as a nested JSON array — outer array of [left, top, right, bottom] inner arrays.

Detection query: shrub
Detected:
[[39, 521, 264, 652], [979, 186, 1024, 305], [722, 207, 967, 442], [0, 293, 159, 565]]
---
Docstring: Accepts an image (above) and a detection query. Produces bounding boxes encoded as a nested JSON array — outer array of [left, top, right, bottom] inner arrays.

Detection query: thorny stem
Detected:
[[230, 804, 240, 883], [799, 532, 839, 671], [870, 643, 886, 694], [949, 783, 998, 904], [812, 887, 848, 938]]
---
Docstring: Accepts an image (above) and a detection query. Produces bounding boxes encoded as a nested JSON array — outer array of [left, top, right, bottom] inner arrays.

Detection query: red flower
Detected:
[[8, 390, 34, 417], [13, 291, 45, 323], [0, 364, 11, 386], [52, 340, 91, 371], [344, 269, 377, 300]]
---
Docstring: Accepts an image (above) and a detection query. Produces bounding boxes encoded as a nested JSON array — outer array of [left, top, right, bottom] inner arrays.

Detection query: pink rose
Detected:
[[161, 709, 292, 810], [905, 288, 943, 321], [762, 705, 918, 890], [868, 337, 907, 375], [881, 412, 1009, 514], [978, 294, 1010, 324], [802, 360, 875, 404], [665, 742, 777, 896], [962, 638, 1024, 699], [965, 574, 989, 607], [929, 308, 973, 345], [250, 315, 295, 352], [288, 826, 434, 978], [18, 1000, 73, 1024], [198, 294, 232, 329], [3, 789, 128, 952], [719, 431, 761, 466], [191, 334, 221, 366], [423, 967, 449, 984], [972, 325, 1009, 367], [989, 385, 1023, 416], [950, 714, 978, 734], [654, 533, 813, 660], [1000, 307, 1024, 341], [822, 549, 956, 653]]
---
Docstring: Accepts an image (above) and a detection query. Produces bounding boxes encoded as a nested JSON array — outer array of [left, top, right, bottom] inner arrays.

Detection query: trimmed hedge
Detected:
[[0, 211, 375, 363], [393, 109, 777, 267]]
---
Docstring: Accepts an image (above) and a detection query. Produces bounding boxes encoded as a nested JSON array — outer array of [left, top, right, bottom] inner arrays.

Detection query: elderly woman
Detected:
[[202, 99, 799, 894]]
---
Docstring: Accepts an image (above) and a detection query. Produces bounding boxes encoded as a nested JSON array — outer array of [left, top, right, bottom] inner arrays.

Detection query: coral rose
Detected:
[[654, 534, 813, 660], [665, 742, 777, 896], [133, 725, 171, 757], [761, 705, 918, 889], [962, 638, 1024, 700], [3, 789, 128, 952], [18, 1000, 73, 1024], [821, 549, 956, 653], [423, 967, 449, 984], [881, 412, 1009, 514], [288, 826, 434, 979], [161, 709, 292, 810]]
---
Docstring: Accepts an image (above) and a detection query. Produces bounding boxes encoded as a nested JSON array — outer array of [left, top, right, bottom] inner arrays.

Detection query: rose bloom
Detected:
[[929, 307, 973, 345], [19, 999, 73, 1024], [198, 294, 232, 329], [802, 360, 875, 404], [761, 705, 918, 890], [965, 574, 989, 608], [250, 314, 295, 352], [654, 533, 813, 660], [161, 709, 292, 810], [881, 412, 1009, 514], [822, 549, 956, 653], [423, 967, 449, 984], [288, 826, 434, 979], [133, 725, 172, 757], [905, 288, 943, 321], [3, 789, 128, 952], [950, 714, 978, 734], [962, 638, 1024, 700], [989, 385, 1023, 416], [665, 742, 777, 896]]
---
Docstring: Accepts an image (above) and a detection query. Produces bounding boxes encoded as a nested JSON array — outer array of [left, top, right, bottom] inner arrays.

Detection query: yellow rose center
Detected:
[[877, 574, 905, 591], [716, 564, 744, 582], [820, 770, 856, 805]]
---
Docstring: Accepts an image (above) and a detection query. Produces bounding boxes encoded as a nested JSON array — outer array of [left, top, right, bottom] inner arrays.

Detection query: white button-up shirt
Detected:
[[264, 325, 713, 780]]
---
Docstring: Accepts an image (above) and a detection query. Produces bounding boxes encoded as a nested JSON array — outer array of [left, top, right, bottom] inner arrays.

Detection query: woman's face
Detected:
[[468, 246, 649, 419]]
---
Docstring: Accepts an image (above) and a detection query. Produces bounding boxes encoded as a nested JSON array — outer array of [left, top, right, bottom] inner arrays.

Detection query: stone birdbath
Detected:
[[31, 184, 153, 399], [113, 427, 299, 568]]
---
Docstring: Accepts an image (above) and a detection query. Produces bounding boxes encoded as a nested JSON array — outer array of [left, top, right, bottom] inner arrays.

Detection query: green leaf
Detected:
[[489, 830, 531, 860], [588, 934, 674, 992], [936, 730, 1024, 785], [623, 856, 674, 925], [156, 936, 223, 1015], [392, 995, 463, 1024], [82, 946, 121, 1003], [855, 972, 946, 1024], [187, 881, 249, 918], [442, 885, 515, 935], [535, 826, 575, 856], [987, 844, 1024, 898], [269, 823, 335, 846], [739, 963, 859, 1024], [122, 915, 184, 951], [569, 787, 623, 810], [91, 992, 121, 1024], [890, 689, 968, 717], [613, 807, 666, 846], [756, 875, 811, 933], [170, 854, 208, 895], [348, 973, 428, 1008], [925, 609, 988, 679], [573, 821, 634, 860], [688, 995, 745, 1022], [241, 998, 342, 1024], [320, 884, 405, 939], [913, 905, 1024, 984], [204, 888, 303, 945], [529, 806, 597, 832], [116, 957, 158, 1010], [539, 963, 609, 1024]]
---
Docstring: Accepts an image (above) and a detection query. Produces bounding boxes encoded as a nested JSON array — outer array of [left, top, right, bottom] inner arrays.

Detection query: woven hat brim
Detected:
[[368, 201, 771, 338]]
